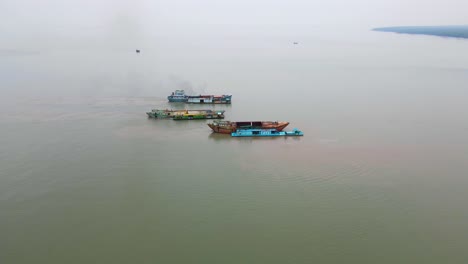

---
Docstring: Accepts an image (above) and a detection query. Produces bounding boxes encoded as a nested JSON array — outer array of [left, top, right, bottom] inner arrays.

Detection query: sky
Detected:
[[1, 0, 467, 98], [1, 0, 468, 38]]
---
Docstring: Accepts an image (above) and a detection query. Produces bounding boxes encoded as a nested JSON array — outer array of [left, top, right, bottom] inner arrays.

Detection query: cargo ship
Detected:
[[207, 120, 289, 134], [173, 111, 225, 120], [146, 109, 224, 118], [231, 128, 303, 137], [168, 90, 232, 104]]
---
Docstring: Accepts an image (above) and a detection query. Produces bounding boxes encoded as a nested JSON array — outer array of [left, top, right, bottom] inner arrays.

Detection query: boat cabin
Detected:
[[173, 90, 186, 96], [187, 96, 213, 103]]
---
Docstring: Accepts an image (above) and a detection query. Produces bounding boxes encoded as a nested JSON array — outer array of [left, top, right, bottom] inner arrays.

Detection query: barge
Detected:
[[147, 109, 222, 119], [231, 128, 304, 137], [208, 120, 289, 134], [173, 111, 225, 120]]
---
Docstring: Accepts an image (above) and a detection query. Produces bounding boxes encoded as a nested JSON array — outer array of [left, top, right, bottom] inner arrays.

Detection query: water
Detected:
[[2, 27, 468, 263]]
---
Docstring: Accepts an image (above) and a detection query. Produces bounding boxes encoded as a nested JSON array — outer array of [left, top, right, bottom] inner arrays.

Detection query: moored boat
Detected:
[[231, 128, 304, 137], [146, 109, 219, 118], [208, 120, 289, 134]]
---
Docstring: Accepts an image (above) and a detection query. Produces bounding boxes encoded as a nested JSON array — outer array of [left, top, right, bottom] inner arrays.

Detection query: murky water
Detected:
[[2, 28, 468, 263]]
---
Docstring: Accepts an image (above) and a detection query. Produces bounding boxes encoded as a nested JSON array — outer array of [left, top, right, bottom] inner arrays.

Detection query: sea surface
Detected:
[[2, 27, 468, 263]]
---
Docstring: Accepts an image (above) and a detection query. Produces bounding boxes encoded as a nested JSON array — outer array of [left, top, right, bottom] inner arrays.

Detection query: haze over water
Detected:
[[2, 1, 468, 263]]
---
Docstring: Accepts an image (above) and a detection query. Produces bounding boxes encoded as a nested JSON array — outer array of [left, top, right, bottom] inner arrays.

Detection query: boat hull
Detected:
[[167, 97, 188, 102], [207, 124, 235, 133], [186, 101, 231, 104], [148, 109, 224, 119], [208, 121, 289, 134], [173, 114, 225, 120], [231, 128, 303, 137]]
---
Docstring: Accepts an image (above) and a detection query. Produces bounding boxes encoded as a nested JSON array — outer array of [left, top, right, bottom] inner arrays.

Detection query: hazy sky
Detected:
[[1, 0, 467, 98], [1, 0, 467, 37]]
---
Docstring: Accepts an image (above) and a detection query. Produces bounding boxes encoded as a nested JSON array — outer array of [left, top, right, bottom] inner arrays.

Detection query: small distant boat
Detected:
[[173, 111, 225, 120], [208, 120, 289, 134], [147, 109, 221, 118], [231, 128, 304, 137], [167, 90, 232, 104]]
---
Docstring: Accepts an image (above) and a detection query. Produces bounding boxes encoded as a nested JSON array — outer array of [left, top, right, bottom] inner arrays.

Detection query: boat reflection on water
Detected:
[[208, 131, 303, 142], [208, 132, 231, 142]]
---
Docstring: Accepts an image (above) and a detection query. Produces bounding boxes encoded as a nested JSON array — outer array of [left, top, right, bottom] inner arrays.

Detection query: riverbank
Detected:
[[373, 25, 468, 39]]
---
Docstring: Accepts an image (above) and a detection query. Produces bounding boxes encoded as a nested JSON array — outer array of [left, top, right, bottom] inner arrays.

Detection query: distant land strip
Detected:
[[373, 25, 468, 39]]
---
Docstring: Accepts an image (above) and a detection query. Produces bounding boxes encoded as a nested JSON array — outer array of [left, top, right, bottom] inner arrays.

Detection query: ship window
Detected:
[[253, 131, 260, 135]]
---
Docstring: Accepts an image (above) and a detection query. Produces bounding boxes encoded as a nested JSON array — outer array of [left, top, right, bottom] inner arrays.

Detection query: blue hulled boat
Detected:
[[231, 128, 304, 137]]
